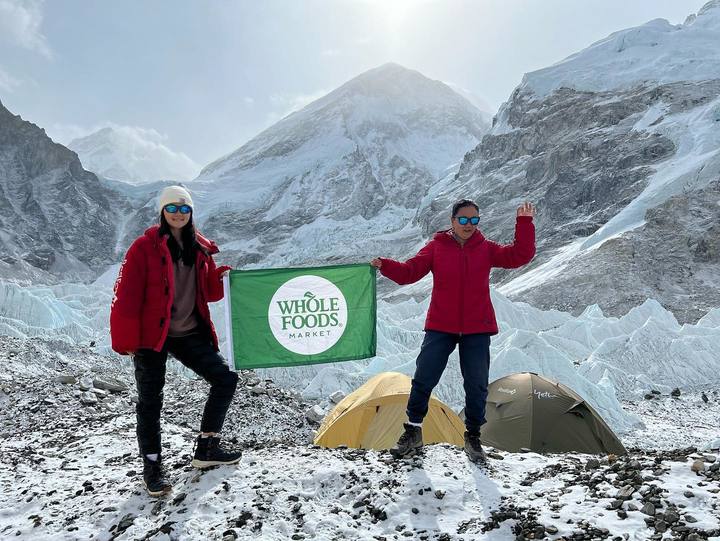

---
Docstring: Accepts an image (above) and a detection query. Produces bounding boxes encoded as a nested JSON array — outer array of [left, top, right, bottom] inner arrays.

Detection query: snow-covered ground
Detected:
[[0, 336, 718, 541]]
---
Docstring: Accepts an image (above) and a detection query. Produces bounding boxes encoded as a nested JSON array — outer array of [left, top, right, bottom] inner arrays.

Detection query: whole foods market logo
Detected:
[[268, 275, 348, 355]]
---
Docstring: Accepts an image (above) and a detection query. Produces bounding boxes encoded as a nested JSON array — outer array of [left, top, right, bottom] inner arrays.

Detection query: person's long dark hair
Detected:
[[159, 213, 205, 266]]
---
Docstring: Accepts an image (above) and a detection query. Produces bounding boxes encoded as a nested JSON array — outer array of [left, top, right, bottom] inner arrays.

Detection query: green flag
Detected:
[[224, 264, 377, 369]]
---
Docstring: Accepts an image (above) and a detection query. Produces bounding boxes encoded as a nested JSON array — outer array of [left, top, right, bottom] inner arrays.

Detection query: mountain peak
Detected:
[[94, 126, 115, 137], [198, 64, 488, 183], [336, 62, 448, 97], [286, 63, 483, 123], [69, 126, 200, 184], [353, 62, 425, 81], [699, 0, 720, 16], [194, 66, 489, 265], [365, 62, 412, 73], [516, 1, 720, 98]]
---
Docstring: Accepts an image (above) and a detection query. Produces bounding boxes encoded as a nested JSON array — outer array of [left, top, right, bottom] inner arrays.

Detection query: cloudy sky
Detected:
[[0, 0, 708, 169]]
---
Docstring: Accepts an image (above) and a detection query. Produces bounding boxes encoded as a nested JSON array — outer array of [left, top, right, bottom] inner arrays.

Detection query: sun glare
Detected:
[[370, 0, 415, 32]]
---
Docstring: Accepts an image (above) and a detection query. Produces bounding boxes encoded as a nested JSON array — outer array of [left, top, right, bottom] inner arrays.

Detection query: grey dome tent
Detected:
[[480, 372, 626, 455]]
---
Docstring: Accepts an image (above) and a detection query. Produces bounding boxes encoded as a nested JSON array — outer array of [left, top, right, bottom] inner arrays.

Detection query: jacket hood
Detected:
[[143, 224, 220, 255]]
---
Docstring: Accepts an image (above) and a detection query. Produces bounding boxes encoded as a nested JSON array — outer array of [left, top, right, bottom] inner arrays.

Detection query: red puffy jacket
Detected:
[[110, 225, 231, 355], [379, 216, 535, 335]]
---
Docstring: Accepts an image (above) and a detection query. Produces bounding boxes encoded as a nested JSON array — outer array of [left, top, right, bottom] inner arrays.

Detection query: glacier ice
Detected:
[[4, 271, 720, 435]]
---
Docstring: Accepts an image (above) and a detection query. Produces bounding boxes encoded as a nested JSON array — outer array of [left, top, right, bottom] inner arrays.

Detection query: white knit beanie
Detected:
[[158, 185, 194, 212]]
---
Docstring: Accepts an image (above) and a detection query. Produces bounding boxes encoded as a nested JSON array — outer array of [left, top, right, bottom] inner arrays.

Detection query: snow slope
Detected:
[[189, 63, 488, 268], [433, 1, 720, 321], [517, 0, 720, 98]]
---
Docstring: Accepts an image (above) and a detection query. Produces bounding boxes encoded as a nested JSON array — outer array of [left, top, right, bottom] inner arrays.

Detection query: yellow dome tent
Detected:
[[314, 372, 465, 450]]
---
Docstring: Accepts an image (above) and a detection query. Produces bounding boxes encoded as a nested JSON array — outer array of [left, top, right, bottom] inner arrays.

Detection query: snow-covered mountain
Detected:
[[0, 102, 170, 283], [4, 42, 720, 423], [444, 81, 495, 124], [0, 100, 123, 283], [68, 126, 200, 183], [425, 0, 720, 323], [516, 0, 720, 98], [192, 63, 489, 267], [3, 13, 720, 538]]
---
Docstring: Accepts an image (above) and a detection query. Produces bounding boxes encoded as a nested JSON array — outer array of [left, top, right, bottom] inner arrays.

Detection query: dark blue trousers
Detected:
[[406, 330, 491, 432]]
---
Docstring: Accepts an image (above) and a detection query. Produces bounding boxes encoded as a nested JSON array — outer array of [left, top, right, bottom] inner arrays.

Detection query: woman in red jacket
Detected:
[[371, 199, 536, 462], [110, 185, 240, 496]]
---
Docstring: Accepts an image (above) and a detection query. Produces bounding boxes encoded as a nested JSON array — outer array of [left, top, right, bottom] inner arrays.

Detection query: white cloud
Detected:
[[243, 96, 255, 106], [48, 123, 173, 147], [108, 124, 169, 146], [0, 0, 52, 57], [45, 122, 98, 146], [60, 123, 201, 183], [0, 66, 21, 92]]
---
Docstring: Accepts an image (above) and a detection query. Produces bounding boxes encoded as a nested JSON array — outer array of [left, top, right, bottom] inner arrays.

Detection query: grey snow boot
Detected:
[[464, 430, 487, 463], [390, 423, 423, 458]]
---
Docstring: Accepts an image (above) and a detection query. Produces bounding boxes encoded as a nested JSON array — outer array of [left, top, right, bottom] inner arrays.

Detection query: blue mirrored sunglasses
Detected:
[[164, 204, 192, 214], [455, 216, 480, 225]]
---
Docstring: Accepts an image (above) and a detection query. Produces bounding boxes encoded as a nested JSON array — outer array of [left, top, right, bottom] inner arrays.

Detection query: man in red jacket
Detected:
[[371, 199, 536, 462]]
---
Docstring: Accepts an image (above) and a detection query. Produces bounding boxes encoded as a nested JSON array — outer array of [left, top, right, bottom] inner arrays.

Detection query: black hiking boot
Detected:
[[143, 456, 172, 497], [464, 430, 487, 464], [390, 423, 423, 458], [192, 436, 242, 469]]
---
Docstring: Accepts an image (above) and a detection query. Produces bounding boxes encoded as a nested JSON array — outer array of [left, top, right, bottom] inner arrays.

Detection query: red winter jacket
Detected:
[[379, 216, 535, 335], [110, 225, 231, 355]]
